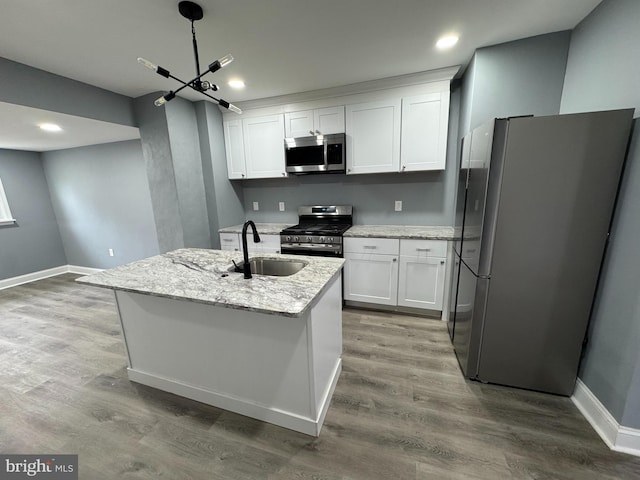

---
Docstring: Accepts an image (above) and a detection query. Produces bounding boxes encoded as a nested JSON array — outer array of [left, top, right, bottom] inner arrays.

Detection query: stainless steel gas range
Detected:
[[280, 206, 353, 257]]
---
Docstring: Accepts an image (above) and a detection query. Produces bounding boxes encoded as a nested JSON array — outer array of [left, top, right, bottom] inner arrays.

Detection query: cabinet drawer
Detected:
[[220, 233, 240, 251], [344, 237, 399, 255], [258, 234, 281, 253], [400, 239, 447, 257]]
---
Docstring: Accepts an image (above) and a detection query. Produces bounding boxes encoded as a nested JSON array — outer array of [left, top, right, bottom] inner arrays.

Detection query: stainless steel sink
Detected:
[[229, 258, 306, 277]]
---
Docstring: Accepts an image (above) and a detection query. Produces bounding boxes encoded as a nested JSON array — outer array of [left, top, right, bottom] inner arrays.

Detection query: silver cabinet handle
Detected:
[[315, 130, 321, 135], [241, 173, 245, 178], [363, 246, 377, 249], [416, 248, 431, 252], [282, 172, 286, 176], [440, 260, 445, 264], [222, 238, 233, 242], [392, 258, 397, 262], [467, 248, 476, 253], [402, 165, 406, 171]]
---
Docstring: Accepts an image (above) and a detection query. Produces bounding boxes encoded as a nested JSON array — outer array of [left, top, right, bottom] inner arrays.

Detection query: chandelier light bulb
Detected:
[[137, 57, 157, 71], [218, 54, 234, 68]]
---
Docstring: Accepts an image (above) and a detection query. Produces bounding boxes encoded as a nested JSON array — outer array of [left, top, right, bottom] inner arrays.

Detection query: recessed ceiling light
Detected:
[[39, 123, 63, 132], [436, 35, 459, 50], [228, 79, 245, 89]]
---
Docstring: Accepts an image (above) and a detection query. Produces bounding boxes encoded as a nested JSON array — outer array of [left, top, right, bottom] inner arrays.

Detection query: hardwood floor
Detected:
[[1, 274, 639, 479]]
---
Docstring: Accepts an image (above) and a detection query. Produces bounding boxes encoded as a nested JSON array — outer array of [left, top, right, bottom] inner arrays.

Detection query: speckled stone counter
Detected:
[[77, 248, 344, 317], [344, 225, 456, 240], [218, 223, 292, 235]]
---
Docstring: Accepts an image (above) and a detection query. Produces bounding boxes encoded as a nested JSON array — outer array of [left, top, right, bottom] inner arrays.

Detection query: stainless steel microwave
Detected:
[[284, 133, 345, 174]]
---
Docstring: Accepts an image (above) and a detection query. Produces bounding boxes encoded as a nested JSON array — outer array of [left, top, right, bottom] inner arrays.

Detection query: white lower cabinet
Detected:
[[220, 233, 241, 251], [344, 252, 399, 305], [344, 237, 448, 312], [219, 233, 280, 254], [343, 237, 399, 306]]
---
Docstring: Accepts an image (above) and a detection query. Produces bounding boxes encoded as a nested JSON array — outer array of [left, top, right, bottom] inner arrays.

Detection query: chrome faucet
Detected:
[[241, 220, 261, 279]]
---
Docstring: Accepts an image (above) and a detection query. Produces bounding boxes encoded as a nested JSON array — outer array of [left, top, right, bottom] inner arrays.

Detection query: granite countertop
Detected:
[[76, 248, 344, 318], [218, 223, 292, 235], [218, 223, 458, 240], [344, 225, 456, 240]]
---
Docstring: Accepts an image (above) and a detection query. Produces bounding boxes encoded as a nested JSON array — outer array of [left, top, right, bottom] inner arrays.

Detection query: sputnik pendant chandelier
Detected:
[[137, 1, 242, 113]]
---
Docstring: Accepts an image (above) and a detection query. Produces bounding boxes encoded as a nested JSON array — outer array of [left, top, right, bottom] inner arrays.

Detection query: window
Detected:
[[0, 177, 16, 225]]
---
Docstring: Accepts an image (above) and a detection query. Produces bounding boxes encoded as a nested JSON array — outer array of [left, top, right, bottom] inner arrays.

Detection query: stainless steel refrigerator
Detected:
[[447, 110, 633, 396]]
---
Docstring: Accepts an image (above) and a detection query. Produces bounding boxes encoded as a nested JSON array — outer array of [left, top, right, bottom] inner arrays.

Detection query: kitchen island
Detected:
[[77, 248, 344, 436]]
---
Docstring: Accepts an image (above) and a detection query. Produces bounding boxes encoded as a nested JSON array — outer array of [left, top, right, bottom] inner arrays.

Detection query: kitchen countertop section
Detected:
[[76, 248, 344, 318], [344, 225, 456, 240], [218, 223, 292, 235]]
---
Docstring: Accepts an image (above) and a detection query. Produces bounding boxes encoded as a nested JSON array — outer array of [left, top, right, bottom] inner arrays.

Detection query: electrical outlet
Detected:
[[279, 201, 285, 212], [394, 200, 403, 212], [108, 248, 114, 257], [253, 201, 259, 211]]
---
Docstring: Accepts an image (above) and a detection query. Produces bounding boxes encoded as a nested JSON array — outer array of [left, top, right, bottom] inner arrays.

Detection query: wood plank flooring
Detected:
[[1, 274, 639, 479]]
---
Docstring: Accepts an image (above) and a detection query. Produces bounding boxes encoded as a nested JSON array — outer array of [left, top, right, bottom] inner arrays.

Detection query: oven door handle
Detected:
[[281, 243, 342, 252]]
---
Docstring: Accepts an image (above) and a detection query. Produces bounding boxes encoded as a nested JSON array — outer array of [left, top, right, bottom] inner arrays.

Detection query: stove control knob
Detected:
[[294, 236, 299, 242], [286, 236, 291, 242], [306, 236, 312, 242], [319, 237, 325, 243], [327, 237, 334, 243]]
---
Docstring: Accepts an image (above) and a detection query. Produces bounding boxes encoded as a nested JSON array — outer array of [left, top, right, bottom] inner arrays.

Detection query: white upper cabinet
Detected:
[[345, 99, 401, 174], [314, 106, 345, 135], [224, 114, 287, 179], [284, 106, 345, 137], [400, 92, 450, 171], [223, 119, 247, 179]]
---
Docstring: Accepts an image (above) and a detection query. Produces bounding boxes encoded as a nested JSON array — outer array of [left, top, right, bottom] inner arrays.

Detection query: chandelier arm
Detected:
[[197, 89, 242, 113]]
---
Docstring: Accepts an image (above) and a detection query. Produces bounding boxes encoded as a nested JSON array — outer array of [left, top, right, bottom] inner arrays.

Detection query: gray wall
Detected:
[[460, 31, 571, 135], [559, 0, 640, 429], [195, 102, 245, 247], [165, 97, 211, 248], [42, 140, 159, 269], [242, 170, 449, 226], [134, 93, 185, 252], [0, 150, 66, 279], [0, 57, 135, 127]]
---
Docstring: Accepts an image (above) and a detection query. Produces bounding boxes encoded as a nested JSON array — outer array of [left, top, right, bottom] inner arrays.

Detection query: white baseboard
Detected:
[[127, 365, 342, 437], [66, 265, 104, 275], [0, 264, 104, 290], [572, 378, 640, 457]]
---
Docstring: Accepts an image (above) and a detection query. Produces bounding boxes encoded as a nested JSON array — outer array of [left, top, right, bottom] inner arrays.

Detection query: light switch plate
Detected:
[[253, 201, 259, 211], [395, 200, 403, 212], [279, 201, 285, 212]]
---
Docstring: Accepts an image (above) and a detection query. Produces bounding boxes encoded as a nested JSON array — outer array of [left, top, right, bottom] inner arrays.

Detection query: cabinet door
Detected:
[[397, 256, 446, 310], [243, 115, 287, 179], [346, 100, 401, 174], [284, 110, 314, 138], [314, 106, 345, 135], [400, 92, 449, 172], [223, 120, 247, 179], [343, 253, 398, 305]]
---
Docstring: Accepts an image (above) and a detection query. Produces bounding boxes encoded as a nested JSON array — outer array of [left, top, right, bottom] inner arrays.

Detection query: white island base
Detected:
[[114, 274, 342, 436]]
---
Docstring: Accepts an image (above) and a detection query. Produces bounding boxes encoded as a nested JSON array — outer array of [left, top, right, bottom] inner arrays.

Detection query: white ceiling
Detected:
[[0, 0, 602, 151]]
